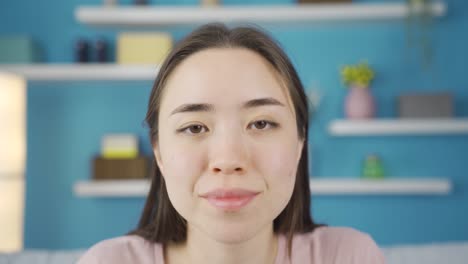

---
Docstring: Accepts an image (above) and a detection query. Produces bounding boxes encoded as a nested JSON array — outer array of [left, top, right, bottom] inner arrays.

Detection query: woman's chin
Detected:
[[196, 219, 268, 244]]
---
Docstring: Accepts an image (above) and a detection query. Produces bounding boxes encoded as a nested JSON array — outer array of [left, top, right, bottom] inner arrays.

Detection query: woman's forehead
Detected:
[[160, 48, 293, 114]]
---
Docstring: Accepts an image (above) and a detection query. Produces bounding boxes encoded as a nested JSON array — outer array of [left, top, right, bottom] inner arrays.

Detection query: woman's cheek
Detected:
[[166, 144, 202, 180], [258, 137, 298, 175], [165, 141, 206, 190], [252, 140, 297, 218], [163, 147, 203, 218]]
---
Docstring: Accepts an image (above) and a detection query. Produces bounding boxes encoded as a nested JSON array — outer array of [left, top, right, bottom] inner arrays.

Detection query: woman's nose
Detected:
[[209, 130, 248, 175]]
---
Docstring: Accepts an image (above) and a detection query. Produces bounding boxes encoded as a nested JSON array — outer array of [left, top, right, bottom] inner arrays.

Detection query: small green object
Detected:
[[362, 154, 385, 179]]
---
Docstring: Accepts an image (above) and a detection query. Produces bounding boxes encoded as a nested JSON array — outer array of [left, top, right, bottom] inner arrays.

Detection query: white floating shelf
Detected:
[[329, 119, 468, 136], [75, 2, 446, 27], [74, 179, 150, 197], [310, 178, 451, 195], [74, 178, 451, 197], [0, 64, 159, 81]]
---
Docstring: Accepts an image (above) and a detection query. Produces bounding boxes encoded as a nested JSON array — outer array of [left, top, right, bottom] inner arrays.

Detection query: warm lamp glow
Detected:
[[0, 72, 26, 252]]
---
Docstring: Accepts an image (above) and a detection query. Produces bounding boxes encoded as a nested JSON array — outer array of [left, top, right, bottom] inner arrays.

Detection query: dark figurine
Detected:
[[96, 38, 108, 63], [75, 38, 89, 63]]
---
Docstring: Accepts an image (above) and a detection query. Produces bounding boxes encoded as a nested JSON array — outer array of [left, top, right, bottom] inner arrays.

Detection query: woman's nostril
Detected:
[[212, 166, 244, 174]]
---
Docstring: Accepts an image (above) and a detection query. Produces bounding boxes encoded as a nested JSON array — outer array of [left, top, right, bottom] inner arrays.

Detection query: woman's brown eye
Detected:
[[254, 120, 267, 129], [188, 125, 203, 134]]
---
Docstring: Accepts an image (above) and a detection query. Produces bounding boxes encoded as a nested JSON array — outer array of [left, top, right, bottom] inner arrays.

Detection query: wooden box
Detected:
[[93, 156, 150, 180]]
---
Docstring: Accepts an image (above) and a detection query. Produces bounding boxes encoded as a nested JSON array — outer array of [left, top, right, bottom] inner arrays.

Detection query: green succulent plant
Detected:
[[340, 61, 375, 88]]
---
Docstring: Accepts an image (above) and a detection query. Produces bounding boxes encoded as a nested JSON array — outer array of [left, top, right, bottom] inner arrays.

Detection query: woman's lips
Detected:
[[200, 188, 260, 211]]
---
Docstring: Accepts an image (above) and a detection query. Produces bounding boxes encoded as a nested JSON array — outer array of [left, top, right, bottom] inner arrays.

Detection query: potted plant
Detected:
[[340, 61, 375, 119], [406, 0, 435, 69]]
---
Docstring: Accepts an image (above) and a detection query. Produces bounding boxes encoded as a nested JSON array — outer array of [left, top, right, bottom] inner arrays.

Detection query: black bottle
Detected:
[[75, 38, 89, 63], [96, 38, 108, 63]]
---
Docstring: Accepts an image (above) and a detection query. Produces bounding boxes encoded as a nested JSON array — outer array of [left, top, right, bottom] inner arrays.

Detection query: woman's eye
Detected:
[[249, 120, 279, 130], [178, 120, 277, 135], [178, 124, 208, 135]]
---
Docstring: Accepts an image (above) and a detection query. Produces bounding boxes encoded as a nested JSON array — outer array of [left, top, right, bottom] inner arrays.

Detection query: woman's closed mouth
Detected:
[[200, 188, 261, 211]]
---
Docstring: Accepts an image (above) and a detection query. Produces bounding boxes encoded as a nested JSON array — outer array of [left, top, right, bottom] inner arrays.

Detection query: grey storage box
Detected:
[[398, 92, 454, 118]]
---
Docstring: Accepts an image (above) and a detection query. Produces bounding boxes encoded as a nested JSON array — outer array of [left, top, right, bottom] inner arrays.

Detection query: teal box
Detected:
[[0, 36, 41, 63]]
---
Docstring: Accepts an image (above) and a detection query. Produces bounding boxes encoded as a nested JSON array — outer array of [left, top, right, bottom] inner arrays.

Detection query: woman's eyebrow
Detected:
[[170, 103, 214, 116], [243, 97, 285, 108], [170, 97, 285, 116]]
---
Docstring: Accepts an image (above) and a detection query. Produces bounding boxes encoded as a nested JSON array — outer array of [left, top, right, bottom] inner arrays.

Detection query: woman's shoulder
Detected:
[[297, 226, 377, 244], [76, 235, 164, 264], [286, 226, 386, 263]]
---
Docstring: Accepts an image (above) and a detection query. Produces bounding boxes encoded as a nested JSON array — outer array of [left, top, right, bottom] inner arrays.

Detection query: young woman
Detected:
[[78, 23, 385, 264]]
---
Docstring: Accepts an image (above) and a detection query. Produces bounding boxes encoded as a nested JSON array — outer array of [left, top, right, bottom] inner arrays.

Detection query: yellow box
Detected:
[[117, 32, 173, 64], [102, 149, 138, 159]]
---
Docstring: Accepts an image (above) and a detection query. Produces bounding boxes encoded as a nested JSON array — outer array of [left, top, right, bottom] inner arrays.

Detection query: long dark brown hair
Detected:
[[129, 22, 324, 257]]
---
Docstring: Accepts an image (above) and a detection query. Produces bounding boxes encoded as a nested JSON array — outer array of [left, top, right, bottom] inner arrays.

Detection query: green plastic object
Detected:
[[0, 36, 41, 63], [362, 154, 385, 179]]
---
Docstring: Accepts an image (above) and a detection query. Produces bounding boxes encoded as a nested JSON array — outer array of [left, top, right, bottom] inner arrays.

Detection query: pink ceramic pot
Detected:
[[345, 85, 375, 119]]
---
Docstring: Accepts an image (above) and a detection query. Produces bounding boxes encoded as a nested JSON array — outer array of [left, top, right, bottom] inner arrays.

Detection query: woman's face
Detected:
[[155, 48, 304, 243]]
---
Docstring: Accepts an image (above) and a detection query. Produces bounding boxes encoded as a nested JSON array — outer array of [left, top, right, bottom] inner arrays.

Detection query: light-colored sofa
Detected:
[[1, 241, 468, 264]]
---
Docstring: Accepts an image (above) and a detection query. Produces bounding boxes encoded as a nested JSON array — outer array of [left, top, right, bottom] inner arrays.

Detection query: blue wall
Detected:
[[1, 0, 467, 249]]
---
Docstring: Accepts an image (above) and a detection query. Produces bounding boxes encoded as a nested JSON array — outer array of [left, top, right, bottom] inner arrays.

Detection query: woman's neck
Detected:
[[164, 223, 278, 264]]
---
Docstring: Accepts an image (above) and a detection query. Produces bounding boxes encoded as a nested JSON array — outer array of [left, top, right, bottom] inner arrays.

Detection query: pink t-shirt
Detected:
[[77, 226, 386, 263]]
